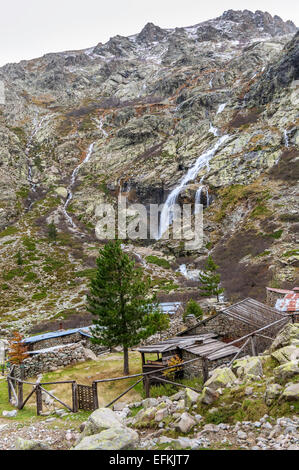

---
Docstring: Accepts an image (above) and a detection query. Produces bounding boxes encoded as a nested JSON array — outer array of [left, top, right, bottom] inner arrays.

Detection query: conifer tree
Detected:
[[16, 250, 23, 266], [87, 240, 164, 374], [48, 222, 57, 242], [183, 299, 203, 322], [198, 255, 224, 301]]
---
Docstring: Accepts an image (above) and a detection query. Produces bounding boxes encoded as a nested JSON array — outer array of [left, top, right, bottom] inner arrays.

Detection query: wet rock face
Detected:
[[0, 8, 297, 320]]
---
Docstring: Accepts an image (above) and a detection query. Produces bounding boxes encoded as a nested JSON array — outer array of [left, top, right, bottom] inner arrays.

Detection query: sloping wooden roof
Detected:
[[137, 334, 239, 360], [221, 297, 286, 329], [182, 339, 239, 360], [136, 333, 217, 354]]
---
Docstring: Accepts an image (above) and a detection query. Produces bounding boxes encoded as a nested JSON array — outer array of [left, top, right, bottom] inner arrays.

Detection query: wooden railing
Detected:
[[5, 314, 294, 414]]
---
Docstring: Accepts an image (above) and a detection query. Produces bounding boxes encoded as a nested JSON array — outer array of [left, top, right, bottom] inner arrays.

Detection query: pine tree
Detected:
[[48, 222, 57, 242], [87, 240, 164, 374], [16, 250, 23, 266], [183, 299, 203, 322], [147, 311, 170, 340], [8, 331, 29, 365], [198, 255, 224, 301]]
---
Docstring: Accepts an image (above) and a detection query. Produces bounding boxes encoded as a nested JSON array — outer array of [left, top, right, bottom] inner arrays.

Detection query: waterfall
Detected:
[[93, 117, 108, 137], [177, 264, 201, 280], [206, 189, 210, 207], [194, 186, 203, 214], [216, 103, 227, 115], [284, 129, 289, 148], [209, 123, 219, 137], [63, 142, 95, 228], [158, 135, 229, 238]]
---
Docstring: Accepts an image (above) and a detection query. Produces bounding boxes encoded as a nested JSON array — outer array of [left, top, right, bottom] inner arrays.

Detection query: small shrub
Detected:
[[145, 255, 171, 269]]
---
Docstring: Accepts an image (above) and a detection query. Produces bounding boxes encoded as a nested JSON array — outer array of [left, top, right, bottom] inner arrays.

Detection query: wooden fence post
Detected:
[[72, 382, 78, 413], [202, 358, 209, 383], [36, 385, 42, 415], [7, 378, 12, 403], [92, 382, 99, 410], [144, 375, 150, 398], [17, 381, 23, 410], [250, 335, 256, 356]]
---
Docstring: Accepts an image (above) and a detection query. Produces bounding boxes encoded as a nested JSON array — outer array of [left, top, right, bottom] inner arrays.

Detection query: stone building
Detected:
[[178, 297, 289, 355], [137, 334, 240, 380]]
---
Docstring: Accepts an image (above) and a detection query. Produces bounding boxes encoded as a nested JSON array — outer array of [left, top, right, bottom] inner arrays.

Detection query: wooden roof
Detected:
[[221, 297, 286, 329], [137, 333, 239, 360], [182, 339, 239, 360], [136, 334, 217, 354]]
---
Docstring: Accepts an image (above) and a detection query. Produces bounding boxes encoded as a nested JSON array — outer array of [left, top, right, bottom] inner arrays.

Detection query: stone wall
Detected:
[[18, 343, 89, 378], [181, 312, 285, 354], [181, 350, 240, 379]]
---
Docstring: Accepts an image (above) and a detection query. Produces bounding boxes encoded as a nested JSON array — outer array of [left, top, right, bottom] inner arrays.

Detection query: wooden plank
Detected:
[[39, 386, 73, 412], [105, 378, 144, 408]]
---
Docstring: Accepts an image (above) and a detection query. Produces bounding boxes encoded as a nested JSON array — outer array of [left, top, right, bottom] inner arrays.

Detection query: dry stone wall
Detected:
[[18, 343, 88, 378]]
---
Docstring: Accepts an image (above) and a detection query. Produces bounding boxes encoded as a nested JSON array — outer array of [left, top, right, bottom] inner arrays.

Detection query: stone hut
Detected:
[[137, 334, 240, 380], [178, 297, 289, 355]]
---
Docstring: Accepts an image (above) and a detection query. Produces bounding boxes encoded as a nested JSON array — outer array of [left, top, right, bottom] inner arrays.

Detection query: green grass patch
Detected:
[[0, 226, 18, 238], [145, 255, 171, 269]]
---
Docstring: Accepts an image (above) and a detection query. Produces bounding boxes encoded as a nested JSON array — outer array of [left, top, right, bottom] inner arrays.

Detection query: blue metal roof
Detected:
[[24, 327, 93, 344], [159, 302, 182, 314], [24, 302, 181, 344]]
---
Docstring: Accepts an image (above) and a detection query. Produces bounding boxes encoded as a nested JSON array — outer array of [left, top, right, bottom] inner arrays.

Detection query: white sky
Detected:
[[0, 0, 298, 66]]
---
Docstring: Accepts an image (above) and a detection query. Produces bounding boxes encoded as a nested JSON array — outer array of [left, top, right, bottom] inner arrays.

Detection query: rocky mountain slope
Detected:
[[0, 10, 298, 334]]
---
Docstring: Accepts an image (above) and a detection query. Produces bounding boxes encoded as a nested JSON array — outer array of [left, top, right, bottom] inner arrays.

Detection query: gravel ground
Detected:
[[0, 418, 80, 450]]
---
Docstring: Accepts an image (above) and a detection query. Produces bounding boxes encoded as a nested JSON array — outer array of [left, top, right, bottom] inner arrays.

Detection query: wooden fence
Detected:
[[5, 315, 294, 415]]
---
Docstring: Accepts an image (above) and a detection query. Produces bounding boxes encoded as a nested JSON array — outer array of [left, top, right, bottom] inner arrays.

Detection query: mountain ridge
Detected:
[[0, 9, 298, 335]]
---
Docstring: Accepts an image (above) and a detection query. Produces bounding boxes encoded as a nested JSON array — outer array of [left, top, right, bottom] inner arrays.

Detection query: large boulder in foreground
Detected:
[[73, 426, 139, 450], [271, 345, 299, 364], [264, 383, 283, 405], [184, 388, 200, 407], [199, 387, 219, 405], [204, 367, 236, 391], [175, 412, 196, 433], [270, 324, 299, 352], [232, 356, 263, 378], [273, 360, 299, 380], [281, 383, 299, 401], [16, 438, 50, 450], [78, 408, 123, 441]]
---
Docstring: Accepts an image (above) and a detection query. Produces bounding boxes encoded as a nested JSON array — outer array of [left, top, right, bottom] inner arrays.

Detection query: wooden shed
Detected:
[[137, 333, 240, 380]]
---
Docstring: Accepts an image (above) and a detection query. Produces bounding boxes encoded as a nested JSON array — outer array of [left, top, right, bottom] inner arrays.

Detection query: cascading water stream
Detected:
[[63, 142, 95, 228], [284, 129, 289, 148], [93, 117, 108, 138], [158, 134, 229, 239], [216, 103, 227, 115], [194, 186, 203, 214], [209, 123, 219, 137], [206, 189, 210, 207]]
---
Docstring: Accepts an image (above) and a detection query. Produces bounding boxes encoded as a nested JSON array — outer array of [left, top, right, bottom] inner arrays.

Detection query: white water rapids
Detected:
[[284, 129, 289, 148], [216, 103, 227, 115], [158, 134, 229, 239], [63, 142, 95, 228]]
